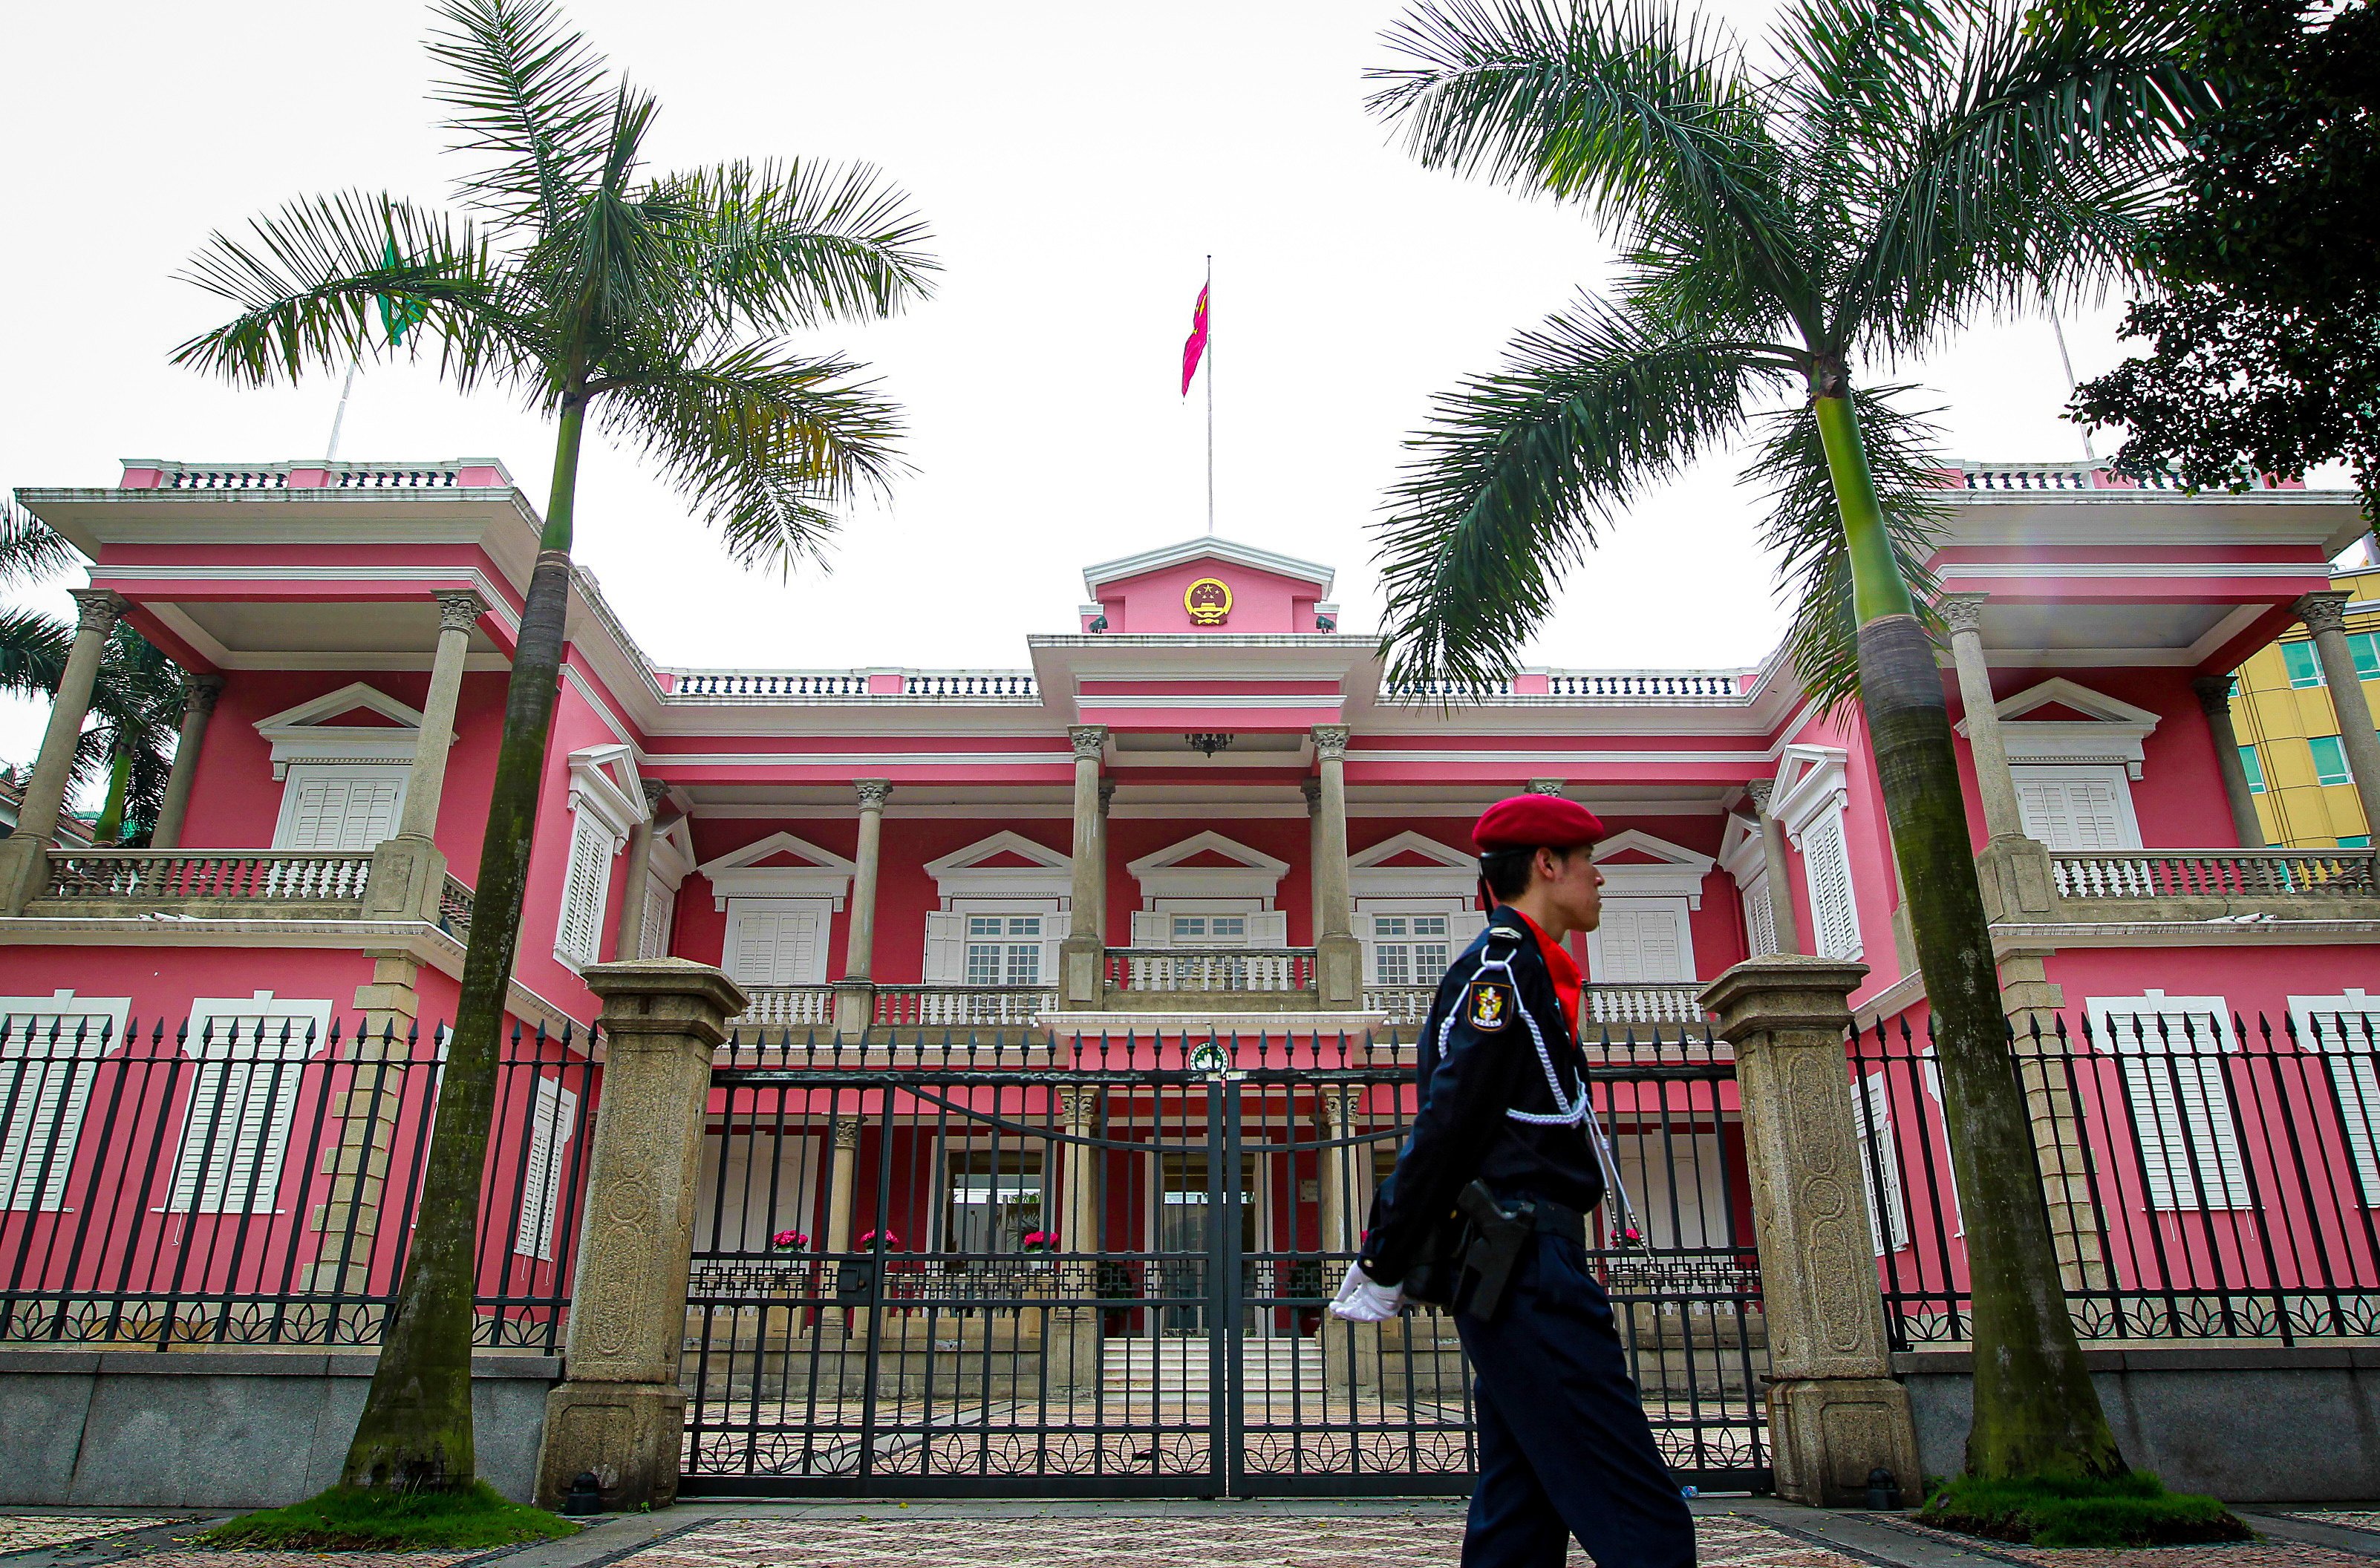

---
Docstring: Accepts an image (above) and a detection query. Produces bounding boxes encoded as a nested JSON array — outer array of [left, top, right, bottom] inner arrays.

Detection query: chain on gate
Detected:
[[676, 1029, 1767, 1497]]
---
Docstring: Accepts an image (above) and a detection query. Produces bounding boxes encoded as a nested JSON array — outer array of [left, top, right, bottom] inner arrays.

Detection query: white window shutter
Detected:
[[2291, 1003, 2380, 1199], [922, 911, 968, 983], [2099, 1007, 2250, 1209], [1856, 1074, 1909, 1253], [1744, 873, 1778, 958], [1449, 909, 1487, 948], [1130, 909, 1165, 946], [1040, 909, 1071, 986], [1802, 810, 1862, 959], [637, 872, 674, 960], [555, 814, 616, 967], [1250, 910, 1288, 947], [514, 1077, 578, 1261], [276, 767, 408, 852], [0, 1009, 123, 1211], [169, 1012, 320, 1214]]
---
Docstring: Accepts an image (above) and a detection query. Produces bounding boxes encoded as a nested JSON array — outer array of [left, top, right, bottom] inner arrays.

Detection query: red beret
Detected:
[[1473, 794, 1607, 853]]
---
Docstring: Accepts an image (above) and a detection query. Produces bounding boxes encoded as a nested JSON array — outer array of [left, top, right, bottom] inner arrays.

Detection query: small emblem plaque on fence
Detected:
[[1187, 1040, 1230, 1074]]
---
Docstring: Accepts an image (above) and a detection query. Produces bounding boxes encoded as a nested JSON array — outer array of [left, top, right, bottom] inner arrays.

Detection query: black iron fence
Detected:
[[1852, 1007, 2380, 1349], [681, 1024, 1765, 1497], [0, 1011, 599, 1351]]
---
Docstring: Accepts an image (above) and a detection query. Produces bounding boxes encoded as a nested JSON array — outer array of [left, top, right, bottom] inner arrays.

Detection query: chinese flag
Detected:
[[1180, 284, 1210, 396]]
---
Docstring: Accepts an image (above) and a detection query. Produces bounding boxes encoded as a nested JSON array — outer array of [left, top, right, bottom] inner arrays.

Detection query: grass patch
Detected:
[[1917, 1471, 2251, 1548], [200, 1482, 580, 1551]]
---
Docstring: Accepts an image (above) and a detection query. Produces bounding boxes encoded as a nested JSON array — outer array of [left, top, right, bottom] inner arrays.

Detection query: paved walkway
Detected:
[[5, 1499, 2379, 1568]]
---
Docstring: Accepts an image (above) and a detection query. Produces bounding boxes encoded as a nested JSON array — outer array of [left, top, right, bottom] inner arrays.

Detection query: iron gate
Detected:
[[679, 1028, 1768, 1497]]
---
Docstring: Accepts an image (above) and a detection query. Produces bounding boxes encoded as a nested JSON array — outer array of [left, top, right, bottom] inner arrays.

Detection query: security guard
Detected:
[[1331, 794, 1695, 1568]]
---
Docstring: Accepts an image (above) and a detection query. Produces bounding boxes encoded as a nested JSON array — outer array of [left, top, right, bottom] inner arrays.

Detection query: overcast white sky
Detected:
[[3, 0, 2146, 783]]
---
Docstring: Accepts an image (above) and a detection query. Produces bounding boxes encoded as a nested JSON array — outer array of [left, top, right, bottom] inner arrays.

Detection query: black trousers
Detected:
[[1454, 1230, 1697, 1568]]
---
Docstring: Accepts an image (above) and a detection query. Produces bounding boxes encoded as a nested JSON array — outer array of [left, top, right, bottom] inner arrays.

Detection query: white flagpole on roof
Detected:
[[1205, 254, 1215, 536]]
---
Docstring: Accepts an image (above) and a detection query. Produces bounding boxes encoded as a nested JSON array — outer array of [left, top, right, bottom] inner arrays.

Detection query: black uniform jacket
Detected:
[[1357, 906, 1606, 1285]]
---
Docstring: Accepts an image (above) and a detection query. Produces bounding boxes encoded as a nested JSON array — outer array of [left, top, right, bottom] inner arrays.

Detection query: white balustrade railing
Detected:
[[732, 986, 837, 1028], [40, 850, 374, 904], [665, 669, 1037, 701], [2051, 849, 2379, 901], [1107, 948, 1317, 993], [148, 460, 487, 490], [875, 986, 1055, 1026], [1384, 678, 1516, 700], [1368, 982, 1707, 1026], [1545, 670, 1745, 699], [1953, 462, 2277, 494]]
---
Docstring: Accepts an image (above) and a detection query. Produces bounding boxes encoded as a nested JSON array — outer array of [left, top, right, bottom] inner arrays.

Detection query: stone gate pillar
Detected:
[[536, 958, 746, 1510], [1698, 956, 1920, 1506]]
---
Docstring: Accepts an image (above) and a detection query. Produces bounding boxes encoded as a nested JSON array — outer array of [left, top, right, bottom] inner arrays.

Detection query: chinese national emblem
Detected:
[[1465, 979, 1513, 1032], [1184, 577, 1233, 625]]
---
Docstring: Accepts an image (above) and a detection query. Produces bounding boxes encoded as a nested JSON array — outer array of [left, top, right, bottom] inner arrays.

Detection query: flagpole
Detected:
[[1204, 255, 1214, 537], [325, 356, 360, 462]]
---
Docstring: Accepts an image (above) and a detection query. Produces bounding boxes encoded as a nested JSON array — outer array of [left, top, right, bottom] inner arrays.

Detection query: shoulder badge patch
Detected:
[[1464, 978, 1515, 1033]]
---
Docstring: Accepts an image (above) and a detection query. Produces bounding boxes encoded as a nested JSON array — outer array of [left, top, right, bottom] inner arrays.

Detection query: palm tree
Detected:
[[0, 500, 79, 704], [175, 0, 933, 1490], [1366, 0, 2197, 1480], [82, 626, 186, 846]]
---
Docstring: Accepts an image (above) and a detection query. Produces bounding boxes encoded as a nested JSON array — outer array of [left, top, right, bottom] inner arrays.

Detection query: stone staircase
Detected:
[[1101, 1334, 1323, 1398]]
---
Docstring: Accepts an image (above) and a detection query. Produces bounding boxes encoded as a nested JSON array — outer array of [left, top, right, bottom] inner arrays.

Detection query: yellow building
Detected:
[[2231, 561, 2380, 847]]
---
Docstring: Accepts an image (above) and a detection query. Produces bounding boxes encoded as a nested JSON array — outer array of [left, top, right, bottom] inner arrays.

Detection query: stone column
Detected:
[[1094, 780, 1115, 954], [1744, 780, 1803, 956], [1059, 725, 1107, 1007], [1311, 725, 1360, 1007], [1046, 1087, 1102, 1391], [1943, 594, 2023, 840], [149, 675, 224, 852], [832, 780, 890, 1036], [1525, 777, 1566, 797], [537, 958, 747, 1510], [2298, 590, 2380, 835], [1697, 957, 1921, 1507], [610, 781, 671, 961], [304, 950, 427, 1293], [364, 590, 485, 924], [821, 1118, 864, 1336], [1317, 1086, 1379, 1392], [1947, 595, 2058, 921], [0, 589, 128, 912], [2192, 675, 2266, 849], [1994, 951, 2110, 1293]]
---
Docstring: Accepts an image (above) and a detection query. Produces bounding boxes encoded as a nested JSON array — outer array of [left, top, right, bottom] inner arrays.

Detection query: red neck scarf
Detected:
[[1511, 909, 1582, 1033]]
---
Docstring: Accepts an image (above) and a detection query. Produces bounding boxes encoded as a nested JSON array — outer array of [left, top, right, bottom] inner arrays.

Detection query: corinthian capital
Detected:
[[1745, 779, 1776, 814], [1068, 725, 1107, 761], [68, 588, 129, 634], [1311, 725, 1350, 762], [855, 778, 893, 810], [185, 673, 226, 718], [434, 588, 489, 635], [1940, 592, 1989, 637], [2297, 589, 2353, 636], [2189, 674, 2235, 717]]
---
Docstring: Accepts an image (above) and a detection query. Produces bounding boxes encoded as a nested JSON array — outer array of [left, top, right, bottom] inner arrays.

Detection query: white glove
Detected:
[[1328, 1258, 1405, 1322]]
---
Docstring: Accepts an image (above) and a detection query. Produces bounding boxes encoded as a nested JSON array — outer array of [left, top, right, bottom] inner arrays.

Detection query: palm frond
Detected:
[[599, 344, 907, 572], [1833, 0, 2203, 356], [1368, 0, 1816, 326], [1743, 385, 1947, 709], [670, 159, 938, 331], [0, 500, 83, 587], [0, 607, 72, 700], [428, 0, 614, 238], [1373, 295, 1786, 689], [171, 192, 507, 388]]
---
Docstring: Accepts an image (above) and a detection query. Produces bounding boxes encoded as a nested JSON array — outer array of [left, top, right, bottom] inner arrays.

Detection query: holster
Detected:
[[1455, 1183, 1533, 1322], [1398, 1180, 1533, 1322]]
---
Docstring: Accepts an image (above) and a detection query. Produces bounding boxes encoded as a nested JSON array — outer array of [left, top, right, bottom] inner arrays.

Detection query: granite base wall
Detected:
[[1897, 1345, 2380, 1502], [0, 1349, 562, 1508]]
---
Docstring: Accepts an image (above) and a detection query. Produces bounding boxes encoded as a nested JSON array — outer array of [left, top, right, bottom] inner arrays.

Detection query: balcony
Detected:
[[2042, 848, 2380, 923], [1366, 982, 1710, 1029], [27, 849, 475, 940]]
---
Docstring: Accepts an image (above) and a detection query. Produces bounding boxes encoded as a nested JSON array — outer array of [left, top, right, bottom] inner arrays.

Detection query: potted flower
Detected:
[[856, 1229, 900, 1251], [770, 1229, 809, 1254], [1018, 1229, 1057, 1270]]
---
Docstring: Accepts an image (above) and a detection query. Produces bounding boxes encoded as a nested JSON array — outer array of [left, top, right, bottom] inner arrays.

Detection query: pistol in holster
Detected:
[[1455, 1182, 1533, 1321], [1401, 1180, 1534, 1322]]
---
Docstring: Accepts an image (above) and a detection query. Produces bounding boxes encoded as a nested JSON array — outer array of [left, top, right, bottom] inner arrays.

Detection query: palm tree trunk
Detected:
[[342, 401, 587, 1492], [93, 748, 131, 843], [1813, 385, 2125, 1482]]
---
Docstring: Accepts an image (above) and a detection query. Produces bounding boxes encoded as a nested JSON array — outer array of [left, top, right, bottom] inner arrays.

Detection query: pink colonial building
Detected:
[[2, 453, 2378, 1500]]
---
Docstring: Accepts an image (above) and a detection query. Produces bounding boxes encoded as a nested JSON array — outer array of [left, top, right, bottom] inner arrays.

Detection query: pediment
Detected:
[[924, 830, 1073, 904], [1968, 678, 2161, 777], [1770, 745, 1853, 837], [1350, 831, 1476, 900], [697, 830, 857, 910], [1590, 829, 1715, 907], [1128, 830, 1289, 902], [253, 682, 430, 777], [1083, 538, 1333, 597]]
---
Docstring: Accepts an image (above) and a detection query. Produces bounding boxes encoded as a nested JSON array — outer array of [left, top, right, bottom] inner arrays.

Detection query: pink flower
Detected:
[[1019, 1230, 1057, 1252], [770, 1229, 808, 1252], [858, 1229, 902, 1250]]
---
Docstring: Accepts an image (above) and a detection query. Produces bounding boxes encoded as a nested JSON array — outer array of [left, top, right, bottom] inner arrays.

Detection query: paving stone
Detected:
[[1878, 1515, 2376, 1567], [2283, 1517, 2380, 1538], [0, 1517, 192, 1554]]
